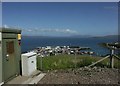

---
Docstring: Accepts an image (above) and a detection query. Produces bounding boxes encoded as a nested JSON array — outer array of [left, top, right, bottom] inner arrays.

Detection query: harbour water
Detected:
[[21, 36, 117, 56]]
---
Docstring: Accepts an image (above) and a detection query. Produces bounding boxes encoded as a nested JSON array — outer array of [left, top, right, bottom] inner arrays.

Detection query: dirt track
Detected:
[[38, 67, 120, 84]]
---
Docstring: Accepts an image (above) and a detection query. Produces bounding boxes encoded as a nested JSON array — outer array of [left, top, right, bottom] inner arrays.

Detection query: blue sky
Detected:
[[2, 2, 118, 36]]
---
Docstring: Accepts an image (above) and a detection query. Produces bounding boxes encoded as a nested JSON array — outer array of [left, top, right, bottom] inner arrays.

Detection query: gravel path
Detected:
[[38, 67, 120, 84]]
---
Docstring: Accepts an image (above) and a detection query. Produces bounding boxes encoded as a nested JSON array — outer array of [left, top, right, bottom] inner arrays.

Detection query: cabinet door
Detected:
[[3, 39, 17, 81]]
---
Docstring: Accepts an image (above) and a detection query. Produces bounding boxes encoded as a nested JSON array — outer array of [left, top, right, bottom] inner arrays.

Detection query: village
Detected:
[[34, 46, 94, 57]]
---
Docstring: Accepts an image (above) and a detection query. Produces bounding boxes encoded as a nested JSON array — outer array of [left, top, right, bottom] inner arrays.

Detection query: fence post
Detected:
[[110, 49, 114, 68], [41, 56, 43, 70]]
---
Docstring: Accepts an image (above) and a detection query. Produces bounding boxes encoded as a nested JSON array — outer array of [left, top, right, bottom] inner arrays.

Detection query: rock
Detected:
[[89, 74, 92, 77], [92, 66, 97, 71], [84, 66, 90, 71], [74, 72, 77, 75], [97, 68, 102, 72], [79, 68, 83, 71], [77, 82, 80, 84], [47, 70, 50, 72], [39, 67, 119, 84]]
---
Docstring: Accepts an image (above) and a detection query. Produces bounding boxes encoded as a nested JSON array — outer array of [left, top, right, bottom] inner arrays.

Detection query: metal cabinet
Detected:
[[21, 52, 37, 76], [0, 28, 21, 84]]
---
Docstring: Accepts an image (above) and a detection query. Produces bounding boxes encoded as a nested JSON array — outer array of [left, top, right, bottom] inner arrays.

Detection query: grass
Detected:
[[37, 54, 120, 71]]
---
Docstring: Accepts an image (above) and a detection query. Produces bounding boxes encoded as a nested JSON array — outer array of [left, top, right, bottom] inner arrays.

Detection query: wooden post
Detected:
[[110, 49, 114, 68], [40, 55, 43, 70], [88, 55, 110, 67], [74, 49, 77, 69]]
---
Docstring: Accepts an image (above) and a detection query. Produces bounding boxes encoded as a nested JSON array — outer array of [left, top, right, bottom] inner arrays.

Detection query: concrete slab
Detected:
[[6, 76, 29, 84], [5, 70, 46, 85], [23, 73, 46, 84]]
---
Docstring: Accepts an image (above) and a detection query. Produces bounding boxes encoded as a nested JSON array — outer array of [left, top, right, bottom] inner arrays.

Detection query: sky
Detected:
[[2, 2, 118, 36]]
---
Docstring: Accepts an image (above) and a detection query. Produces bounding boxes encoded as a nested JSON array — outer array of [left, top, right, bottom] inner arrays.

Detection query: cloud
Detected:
[[3, 24, 9, 28], [28, 29, 32, 32], [103, 6, 118, 11], [25, 28, 78, 34]]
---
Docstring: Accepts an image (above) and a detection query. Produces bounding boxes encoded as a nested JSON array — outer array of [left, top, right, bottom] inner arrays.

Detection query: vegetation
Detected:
[[37, 54, 120, 71]]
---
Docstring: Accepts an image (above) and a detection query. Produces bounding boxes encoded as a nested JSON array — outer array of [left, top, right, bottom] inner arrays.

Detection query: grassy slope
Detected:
[[37, 54, 120, 71]]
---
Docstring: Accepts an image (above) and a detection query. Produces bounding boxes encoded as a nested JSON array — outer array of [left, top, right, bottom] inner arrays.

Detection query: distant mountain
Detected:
[[22, 35, 50, 38], [22, 35, 119, 39], [92, 35, 119, 39], [69, 35, 93, 38], [22, 35, 93, 38]]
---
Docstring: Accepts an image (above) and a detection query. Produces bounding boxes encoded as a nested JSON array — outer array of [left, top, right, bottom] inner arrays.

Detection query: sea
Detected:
[[21, 36, 118, 56]]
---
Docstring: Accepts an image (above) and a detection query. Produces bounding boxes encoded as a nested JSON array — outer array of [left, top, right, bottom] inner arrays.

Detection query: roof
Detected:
[[22, 52, 37, 57], [0, 27, 21, 34]]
